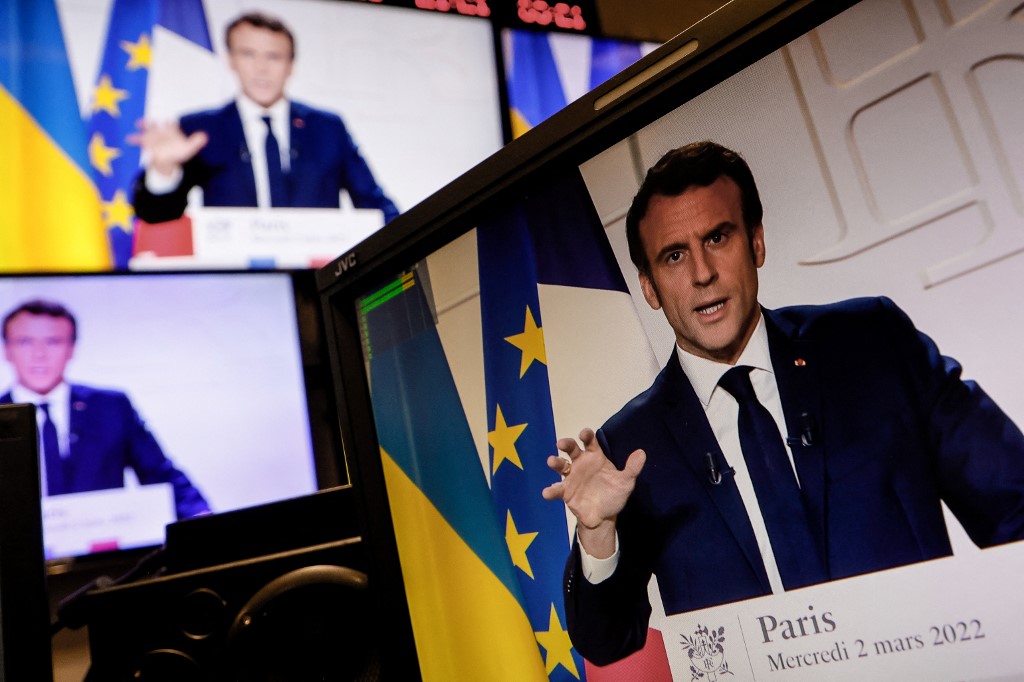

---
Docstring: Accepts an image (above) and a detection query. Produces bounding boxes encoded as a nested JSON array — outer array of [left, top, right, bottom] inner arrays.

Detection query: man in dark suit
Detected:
[[131, 11, 399, 224], [2, 299, 209, 520], [542, 141, 1024, 664]]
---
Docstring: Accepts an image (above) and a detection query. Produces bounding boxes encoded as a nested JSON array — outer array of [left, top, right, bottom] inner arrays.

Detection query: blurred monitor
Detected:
[[0, 270, 337, 566], [319, 0, 1024, 679], [46, 0, 506, 270]]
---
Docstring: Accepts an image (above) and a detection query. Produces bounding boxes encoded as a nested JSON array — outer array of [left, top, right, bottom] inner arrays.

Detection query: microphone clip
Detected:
[[786, 412, 818, 448], [705, 451, 735, 486]]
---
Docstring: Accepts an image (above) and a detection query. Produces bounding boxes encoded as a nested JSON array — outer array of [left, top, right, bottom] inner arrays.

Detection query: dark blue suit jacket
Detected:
[[1, 385, 210, 520], [565, 297, 1024, 664], [132, 100, 399, 223]]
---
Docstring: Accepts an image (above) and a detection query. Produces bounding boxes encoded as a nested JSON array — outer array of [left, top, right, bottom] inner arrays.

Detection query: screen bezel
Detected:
[[0, 404, 55, 681], [317, 1, 861, 677]]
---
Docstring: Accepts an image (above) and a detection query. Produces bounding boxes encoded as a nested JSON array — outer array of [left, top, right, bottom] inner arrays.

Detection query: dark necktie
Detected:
[[262, 115, 288, 207], [718, 365, 826, 589], [39, 402, 68, 496]]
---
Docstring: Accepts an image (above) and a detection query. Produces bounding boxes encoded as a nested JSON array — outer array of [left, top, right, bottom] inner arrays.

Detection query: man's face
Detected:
[[3, 313, 75, 395], [637, 176, 765, 365], [227, 23, 293, 108]]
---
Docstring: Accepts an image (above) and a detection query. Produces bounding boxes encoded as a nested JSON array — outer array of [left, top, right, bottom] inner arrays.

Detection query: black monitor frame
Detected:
[[0, 404, 55, 681], [317, 1, 860, 677]]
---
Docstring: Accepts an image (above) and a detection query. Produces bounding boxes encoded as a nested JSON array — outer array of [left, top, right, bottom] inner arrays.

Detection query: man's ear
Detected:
[[751, 222, 766, 268], [639, 271, 662, 311]]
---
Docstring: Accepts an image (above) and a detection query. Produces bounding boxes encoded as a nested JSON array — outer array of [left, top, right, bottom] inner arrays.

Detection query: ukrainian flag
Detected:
[[506, 30, 567, 139], [0, 0, 111, 271], [362, 271, 549, 681]]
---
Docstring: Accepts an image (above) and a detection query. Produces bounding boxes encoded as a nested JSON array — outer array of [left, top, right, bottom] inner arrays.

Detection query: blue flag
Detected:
[[588, 37, 643, 90], [507, 29, 567, 138], [477, 173, 613, 680], [86, 0, 211, 268]]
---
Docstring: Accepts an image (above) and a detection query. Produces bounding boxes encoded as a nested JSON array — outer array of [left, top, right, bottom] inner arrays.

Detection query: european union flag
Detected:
[[478, 180, 592, 680], [86, 0, 211, 268]]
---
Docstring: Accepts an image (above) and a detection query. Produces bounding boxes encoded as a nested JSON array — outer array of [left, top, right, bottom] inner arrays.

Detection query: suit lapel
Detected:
[[288, 102, 307, 195], [764, 309, 829, 574], [656, 355, 772, 592], [68, 385, 85, 455]]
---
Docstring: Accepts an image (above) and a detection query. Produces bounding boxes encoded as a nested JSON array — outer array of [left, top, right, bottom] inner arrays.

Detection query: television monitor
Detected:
[[0, 404, 55, 682], [19, 0, 505, 270], [0, 270, 336, 566], [319, 0, 1024, 679]]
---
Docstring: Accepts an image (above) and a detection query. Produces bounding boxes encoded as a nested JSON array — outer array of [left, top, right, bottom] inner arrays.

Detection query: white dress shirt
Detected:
[[144, 94, 291, 209], [581, 314, 795, 595]]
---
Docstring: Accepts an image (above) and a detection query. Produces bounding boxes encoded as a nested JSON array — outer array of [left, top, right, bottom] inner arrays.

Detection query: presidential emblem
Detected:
[[681, 624, 732, 681]]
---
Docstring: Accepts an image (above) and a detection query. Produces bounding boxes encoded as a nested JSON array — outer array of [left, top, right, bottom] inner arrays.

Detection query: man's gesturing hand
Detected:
[[542, 428, 645, 559], [128, 120, 208, 177]]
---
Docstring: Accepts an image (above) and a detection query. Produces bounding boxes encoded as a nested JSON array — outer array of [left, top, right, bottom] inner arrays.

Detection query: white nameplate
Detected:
[[42, 483, 175, 558], [654, 542, 1024, 681], [131, 207, 384, 270]]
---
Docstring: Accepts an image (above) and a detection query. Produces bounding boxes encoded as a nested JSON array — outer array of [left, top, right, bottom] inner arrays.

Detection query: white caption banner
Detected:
[[658, 542, 1024, 681], [42, 483, 175, 558]]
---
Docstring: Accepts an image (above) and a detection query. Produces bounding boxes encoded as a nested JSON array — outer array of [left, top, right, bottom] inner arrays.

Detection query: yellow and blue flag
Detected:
[[86, 0, 212, 268], [505, 30, 648, 139], [360, 171, 672, 678], [506, 30, 567, 139], [362, 272, 549, 681], [1, 0, 110, 271]]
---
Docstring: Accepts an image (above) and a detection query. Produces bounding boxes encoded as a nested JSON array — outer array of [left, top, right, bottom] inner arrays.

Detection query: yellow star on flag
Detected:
[[89, 132, 122, 176], [534, 604, 580, 678], [103, 189, 135, 233], [488, 404, 527, 475], [505, 306, 547, 378], [92, 74, 129, 117], [505, 510, 539, 579], [120, 33, 152, 71]]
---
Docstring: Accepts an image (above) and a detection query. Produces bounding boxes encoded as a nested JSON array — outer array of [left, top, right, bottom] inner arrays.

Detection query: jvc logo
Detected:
[[333, 252, 358, 277]]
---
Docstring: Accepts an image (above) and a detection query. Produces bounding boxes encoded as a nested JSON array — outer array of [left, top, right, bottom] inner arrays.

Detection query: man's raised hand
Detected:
[[542, 428, 645, 558], [128, 120, 208, 177]]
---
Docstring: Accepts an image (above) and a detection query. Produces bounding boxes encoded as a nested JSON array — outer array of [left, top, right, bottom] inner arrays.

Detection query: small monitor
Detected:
[[0, 270, 335, 566]]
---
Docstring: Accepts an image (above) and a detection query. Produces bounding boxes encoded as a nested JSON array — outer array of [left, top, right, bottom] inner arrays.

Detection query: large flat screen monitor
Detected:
[[320, 0, 1024, 679], [1, 270, 334, 565]]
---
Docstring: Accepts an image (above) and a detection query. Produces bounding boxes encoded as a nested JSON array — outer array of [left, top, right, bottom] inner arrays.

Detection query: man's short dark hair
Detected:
[[625, 141, 764, 275], [2, 299, 77, 342], [225, 11, 296, 60]]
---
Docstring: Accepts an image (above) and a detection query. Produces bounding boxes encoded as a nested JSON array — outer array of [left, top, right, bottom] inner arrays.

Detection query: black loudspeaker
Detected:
[[80, 487, 378, 681]]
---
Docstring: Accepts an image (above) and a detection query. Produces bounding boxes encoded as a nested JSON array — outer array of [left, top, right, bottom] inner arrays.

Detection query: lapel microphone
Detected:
[[786, 412, 818, 448], [705, 451, 735, 486]]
